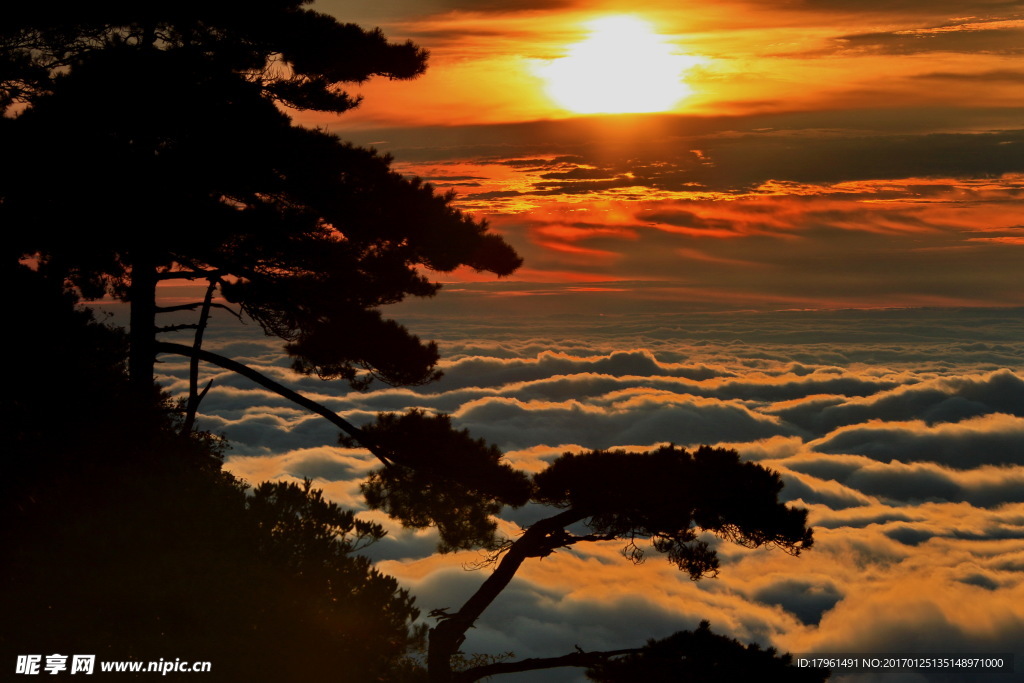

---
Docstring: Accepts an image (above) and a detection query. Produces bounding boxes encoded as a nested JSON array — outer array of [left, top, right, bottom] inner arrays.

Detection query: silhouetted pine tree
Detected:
[[1, 1, 520, 397]]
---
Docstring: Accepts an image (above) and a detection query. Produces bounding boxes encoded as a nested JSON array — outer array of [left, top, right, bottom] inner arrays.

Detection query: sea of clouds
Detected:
[[158, 306, 1024, 682]]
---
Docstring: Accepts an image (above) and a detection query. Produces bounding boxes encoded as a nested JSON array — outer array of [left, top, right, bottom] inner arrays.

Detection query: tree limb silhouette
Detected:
[[155, 341, 392, 468], [156, 302, 239, 318]]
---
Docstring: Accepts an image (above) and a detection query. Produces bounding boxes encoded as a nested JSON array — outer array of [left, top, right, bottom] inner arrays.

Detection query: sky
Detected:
[[159, 0, 1023, 679], [298, 0, 1024, 315]]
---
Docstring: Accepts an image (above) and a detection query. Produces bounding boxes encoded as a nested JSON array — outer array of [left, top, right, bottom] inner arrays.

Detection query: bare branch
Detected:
[[462, 538, 515, 571], [157, 302, 242, 319], [155, 341, 393, 468], [196, 379, 214, 403], [182, 279, 218, 434]]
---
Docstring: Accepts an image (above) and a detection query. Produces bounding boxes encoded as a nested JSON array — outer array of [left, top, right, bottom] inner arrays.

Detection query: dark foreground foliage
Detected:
[[1, 265, 424, 681], [586, 621, 828, 683], [0, 265, 825, 682]]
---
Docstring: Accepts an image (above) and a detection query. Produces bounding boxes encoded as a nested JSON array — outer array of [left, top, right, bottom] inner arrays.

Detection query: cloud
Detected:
[[781, 450, 1024, 508], [444, 188, 1024, 312], [778, 472, 878, 509], [351, 111, 1024, 185], [750, 577, 844, 625], [778, 370, 1024, 436], [811, 413, 1024, 468], [458, 132, 1024, 198], [403, 0, 577, 17], [329, 129, 1024, 315], [151, 306, 1024, 675], [359, 526, 444, 563], [199, 408, 377, 455], [433, 348, 727, 390], [914, 69, 1024, 83], [884, 525, 936, 547], [451, 392, 792, 451], [844, 462, 1024, 507], [836, 22, 1024, 56], [810, 507, 921, 531], [804, 577, 1024, 670], [227, 446, 375, 479], [343, 106, 1024, 165], [794, 0, 1020, 14]]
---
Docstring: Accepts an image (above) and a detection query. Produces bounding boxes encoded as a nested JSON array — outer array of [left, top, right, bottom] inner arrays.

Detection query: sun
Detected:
[[538, 16, 701, 115]]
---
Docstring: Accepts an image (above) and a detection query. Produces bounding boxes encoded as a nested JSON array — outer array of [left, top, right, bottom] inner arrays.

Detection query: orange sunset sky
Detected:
[[258, 0, 1024, 316]]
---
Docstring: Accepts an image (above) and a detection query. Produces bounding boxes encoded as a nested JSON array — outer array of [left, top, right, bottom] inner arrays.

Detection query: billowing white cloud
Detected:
[[158, 309, 1024, 677], [451, 392, 792, 451], [777, 370, 1024, 436], [811, 413, 1024, 468]]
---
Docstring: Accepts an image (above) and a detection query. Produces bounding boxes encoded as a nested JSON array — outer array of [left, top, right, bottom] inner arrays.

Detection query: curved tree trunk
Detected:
[[427, 509, 586, 682]]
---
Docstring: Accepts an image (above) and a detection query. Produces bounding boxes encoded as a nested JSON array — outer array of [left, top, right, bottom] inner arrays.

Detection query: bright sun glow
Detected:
[[538, 16, 701, 114]]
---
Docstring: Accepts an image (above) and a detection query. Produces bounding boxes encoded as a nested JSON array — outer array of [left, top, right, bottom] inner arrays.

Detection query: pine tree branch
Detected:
[[454, 647, 640, 682]]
